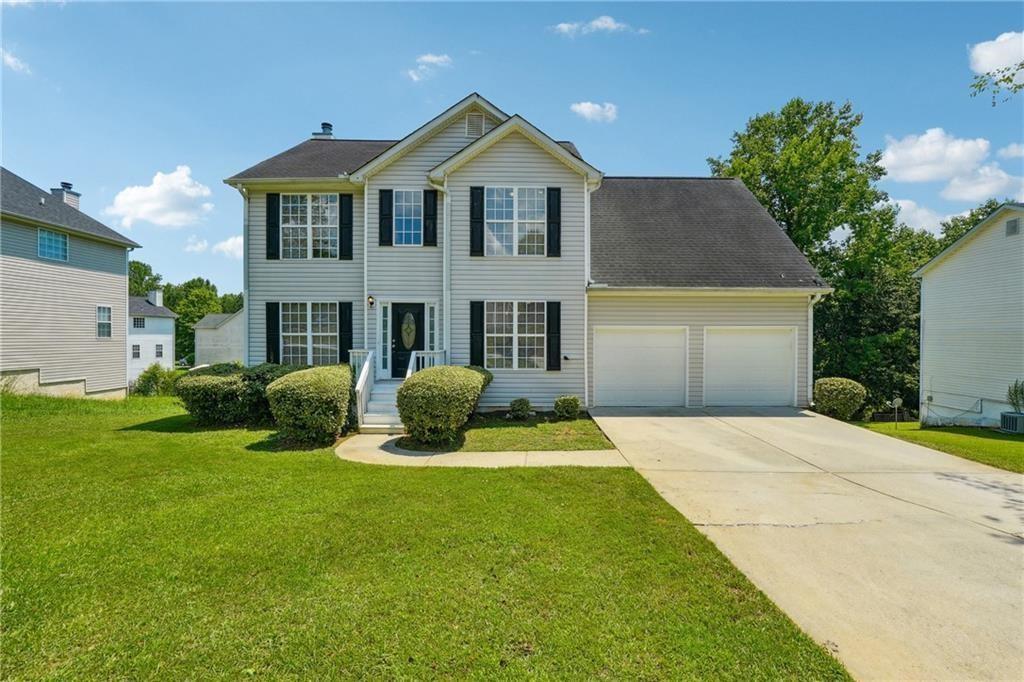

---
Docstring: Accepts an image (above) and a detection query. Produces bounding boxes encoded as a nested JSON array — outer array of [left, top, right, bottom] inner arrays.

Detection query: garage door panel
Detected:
[[705, 327, 795, 406], [594, 328, 687, 407]]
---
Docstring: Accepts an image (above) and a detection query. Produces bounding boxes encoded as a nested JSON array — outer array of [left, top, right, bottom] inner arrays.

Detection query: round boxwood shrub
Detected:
[[131, 363, 182, 397], [176, 373, 252, 425], [554, 395, 581, 421], [466, 365, 494, 388], [814, 377, 867, 421], [189, 362, 244, 377], [509, 398, 532, 420], [266, 365, 353, 444], [396, 366, 487, 445]]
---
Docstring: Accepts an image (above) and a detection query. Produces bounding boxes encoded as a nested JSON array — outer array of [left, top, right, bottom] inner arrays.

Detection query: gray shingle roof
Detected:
[[130, 296, 177, 318], [590, 177, 826, 289], [1, 167, 140, 248], [228, 138, 582, 181], [194, 311, 238, 329]]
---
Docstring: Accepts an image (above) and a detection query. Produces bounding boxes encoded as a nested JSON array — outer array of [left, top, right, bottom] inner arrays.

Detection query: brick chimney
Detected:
[[312, 121, 333, 139], [50, 181, 81, 210], [148, 289, 163, 307]]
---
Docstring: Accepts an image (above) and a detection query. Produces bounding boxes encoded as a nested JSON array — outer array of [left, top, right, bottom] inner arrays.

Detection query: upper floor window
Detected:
[[394, 190, 423, 246], [281, 193, 338, 259], [484, 301, 545, 370], [133, 317, 146, 329], [38, 229, 68, 262], [97, 306, 112, 338], [485, 187, 545, 256]]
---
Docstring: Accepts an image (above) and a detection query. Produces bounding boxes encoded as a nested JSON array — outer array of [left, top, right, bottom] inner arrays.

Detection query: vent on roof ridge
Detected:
[[465, 112, 484, 138]]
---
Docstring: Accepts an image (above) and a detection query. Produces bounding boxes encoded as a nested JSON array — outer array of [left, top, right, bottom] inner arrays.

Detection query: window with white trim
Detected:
[[132, 344, 141, 359], [394, 190, 423, 246], [484, 301, 545, 370], [155, 344, 163, 358], [280, 193, 339, 259], [280, 302, 339, 366], [96, 306, 112, 338], [133, 317, 145, 329], [485, 187, 545, 256], [380, 303, 390, 370], [38, 229, 68, 261]]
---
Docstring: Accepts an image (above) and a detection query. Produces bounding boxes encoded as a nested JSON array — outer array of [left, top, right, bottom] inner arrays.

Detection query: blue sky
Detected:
[[3, 2, 1022, 293]]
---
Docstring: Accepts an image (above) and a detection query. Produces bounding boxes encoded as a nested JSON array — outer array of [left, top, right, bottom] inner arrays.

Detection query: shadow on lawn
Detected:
[[122, 414, 273, 435]]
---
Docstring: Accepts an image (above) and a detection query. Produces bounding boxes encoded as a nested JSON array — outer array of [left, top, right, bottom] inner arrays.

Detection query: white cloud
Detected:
[[891, 199, 954, 234], [998, 142, 1024, 159], [552, 15, 648, 38], [1, 49, 31, 74], [104, 165, 213, 229], [969, 31, 1024, 82], [570, 101, 618, 123], [184, 235, 208, 253], [940, 163, 1024, 202], [405, 53, 452, 82], [881, 128, 989, 182], [212, 235, 244, 260]]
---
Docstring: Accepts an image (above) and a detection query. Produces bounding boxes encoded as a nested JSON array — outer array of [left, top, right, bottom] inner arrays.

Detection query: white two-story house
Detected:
[[128, 289, 177, 382], [226, 94, 829, 430]]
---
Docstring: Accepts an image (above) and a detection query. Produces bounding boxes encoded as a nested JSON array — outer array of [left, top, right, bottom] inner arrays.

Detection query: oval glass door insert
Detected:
[[401, 312, 416, 349]]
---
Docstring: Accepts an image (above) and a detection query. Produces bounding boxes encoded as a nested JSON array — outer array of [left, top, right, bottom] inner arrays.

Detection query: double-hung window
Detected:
[[484, 301, 545, 370], [281, 194, 339, 259], [155, 344, 164, 358], [394, 190, 423, 246], [280, 302, 339, 366], [96, 306, 112, 338], [484, 187, 546, 256], [132, 344, 141, 359], [38, 229, 68, 261]]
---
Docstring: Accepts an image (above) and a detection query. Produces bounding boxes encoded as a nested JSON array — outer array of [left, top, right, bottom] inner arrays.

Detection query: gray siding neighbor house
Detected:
[[1, 168, 140, 398], [226, 94, 830, 432]]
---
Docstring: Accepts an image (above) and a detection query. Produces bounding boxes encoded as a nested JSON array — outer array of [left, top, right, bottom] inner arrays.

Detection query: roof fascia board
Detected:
[[350, 93, 509, 181], [1, 210, 139, 249], [586, 286, 833, 297], [225, 177, 362, 189], [912, 204, 1022, 278]]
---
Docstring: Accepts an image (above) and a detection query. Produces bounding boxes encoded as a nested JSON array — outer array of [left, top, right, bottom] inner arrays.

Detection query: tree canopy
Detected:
[[128, 261, 163, 296]]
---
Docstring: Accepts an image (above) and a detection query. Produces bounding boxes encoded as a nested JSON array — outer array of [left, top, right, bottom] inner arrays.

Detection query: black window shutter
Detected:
[[339, 194, 353, 260], [266, 193, 280, 260], [423, 189, 438, 247], [338, 301, 353, 363], [546, 301, 561, 371], [378, 189, 393, 246], [470, 301, 484, 366], [265, 301, 280, 363], [470, 186, 484, 256], [546, 188, 561, 257]]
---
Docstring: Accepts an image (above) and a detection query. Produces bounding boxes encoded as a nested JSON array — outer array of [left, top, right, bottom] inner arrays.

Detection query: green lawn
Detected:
[[862, 421, 1024, 473], [1, 394, 847, 679], [397, 412, 615, 452]]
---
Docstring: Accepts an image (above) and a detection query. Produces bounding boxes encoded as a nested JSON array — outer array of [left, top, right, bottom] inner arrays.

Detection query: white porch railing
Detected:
[[405, 350, 448, 379], [351, 350, 375, 426]]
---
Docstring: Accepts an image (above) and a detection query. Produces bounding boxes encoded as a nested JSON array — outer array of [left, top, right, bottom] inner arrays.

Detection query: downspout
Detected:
[[363, 178, 369, 351], [431, 176, 451, 359], [240, 187, 249, 366], [807, 293, 822, 406], [583, 177, 591, 407]]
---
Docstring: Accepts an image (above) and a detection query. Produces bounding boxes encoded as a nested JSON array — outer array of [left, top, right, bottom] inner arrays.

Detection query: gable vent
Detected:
[[465, 112, 485, 138], [1007, 217, 1020, 237]]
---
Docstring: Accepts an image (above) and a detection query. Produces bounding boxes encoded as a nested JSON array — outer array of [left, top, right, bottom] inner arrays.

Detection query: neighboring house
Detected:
[[128, 290, 177, 382], [225, 94, 828, 429], [194, 309, 245, 365], [914, 203, 1024, 426], [1, 167, 140, 398]]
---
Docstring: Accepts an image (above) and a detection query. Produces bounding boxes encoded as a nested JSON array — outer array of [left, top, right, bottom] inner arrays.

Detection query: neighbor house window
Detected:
[[280, 302, 338, 366], [133, 317, 146, 329], [96, 306, 112, 338], [484, 301, 545, 370], [484, 187, 545, 256], [132, 344, 141, 359], [280, 193, 338, 259], [155, 344, 163, 358], [38, 229, 68, 262], [393, 190, 423, 246]]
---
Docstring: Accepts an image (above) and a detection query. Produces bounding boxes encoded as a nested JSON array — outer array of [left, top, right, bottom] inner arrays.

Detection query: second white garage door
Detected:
[[704, 327, 796, 406], [594, 326, 687, 406]]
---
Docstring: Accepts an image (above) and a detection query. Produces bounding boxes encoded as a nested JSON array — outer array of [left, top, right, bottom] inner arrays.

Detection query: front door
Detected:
[[391, 303, 425, 378]]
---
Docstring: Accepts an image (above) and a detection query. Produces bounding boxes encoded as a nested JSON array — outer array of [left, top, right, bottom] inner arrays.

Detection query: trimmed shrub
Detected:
[[241, 363, 302, 423], [814, 377, 867, 421], [466, 365, 493, 388], [189, 362, 244, 377], [509, 398, 532, 420], [397, 366, 487, 444], [267, 365, 353, 443], [176, 374, 252, 425], [132, 363, 182, 396], [554, 395, 581, 421]]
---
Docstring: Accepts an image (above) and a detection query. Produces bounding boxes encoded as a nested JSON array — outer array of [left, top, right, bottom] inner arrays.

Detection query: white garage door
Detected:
[[704, 327, 796, 406], [594, 327, 687, 406]]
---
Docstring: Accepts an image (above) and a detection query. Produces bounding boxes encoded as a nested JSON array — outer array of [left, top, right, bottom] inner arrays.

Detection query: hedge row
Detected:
[[176, 362, 301, 426], [396, 365, 492, 444]]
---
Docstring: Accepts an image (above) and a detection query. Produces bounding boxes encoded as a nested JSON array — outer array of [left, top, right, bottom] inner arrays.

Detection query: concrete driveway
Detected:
[[591, 407, 1024, 681]]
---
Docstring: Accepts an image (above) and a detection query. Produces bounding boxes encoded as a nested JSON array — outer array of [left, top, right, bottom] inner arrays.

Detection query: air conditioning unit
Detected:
[[1000, 411, 1024, 434]]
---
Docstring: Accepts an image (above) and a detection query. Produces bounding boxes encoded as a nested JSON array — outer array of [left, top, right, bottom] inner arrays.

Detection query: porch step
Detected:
[[359, 424, 405, 435], [367, 401, 399, 414], [363, 412, 403, 426]]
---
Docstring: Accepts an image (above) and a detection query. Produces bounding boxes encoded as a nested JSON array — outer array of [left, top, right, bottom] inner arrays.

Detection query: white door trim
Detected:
[[593, 325, 689, 408], [702, 325, 798, 407]]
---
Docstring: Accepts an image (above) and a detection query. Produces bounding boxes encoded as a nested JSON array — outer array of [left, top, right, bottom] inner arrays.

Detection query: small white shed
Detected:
[[194, 310, 244, 366], [915, 203, 1024, 426]]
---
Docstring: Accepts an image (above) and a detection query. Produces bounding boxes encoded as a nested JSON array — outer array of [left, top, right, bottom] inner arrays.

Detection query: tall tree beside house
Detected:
[[129, 260, 163, 296], [163, 278, 223, 362], [935, 198, 1003, 249], [219, 292, 243, 314]]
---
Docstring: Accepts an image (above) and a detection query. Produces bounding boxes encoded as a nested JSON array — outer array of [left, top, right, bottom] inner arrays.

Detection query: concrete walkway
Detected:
[[335, 434, 629, 468], [591, 406, 1024, 681]]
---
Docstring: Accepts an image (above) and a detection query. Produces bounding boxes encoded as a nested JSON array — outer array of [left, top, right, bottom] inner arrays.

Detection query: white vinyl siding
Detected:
[[1, 220, 129, 394], [587, 294, 812, 407], [920, 209, 1024, 426]]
